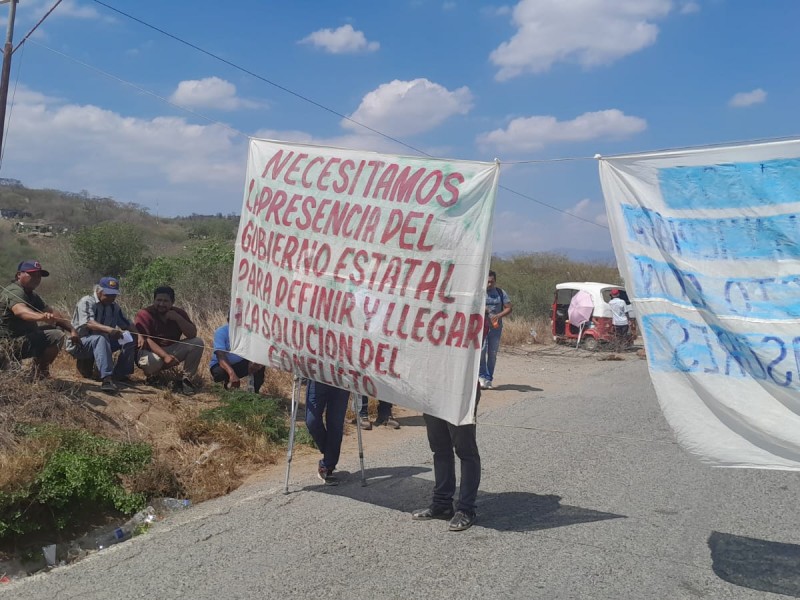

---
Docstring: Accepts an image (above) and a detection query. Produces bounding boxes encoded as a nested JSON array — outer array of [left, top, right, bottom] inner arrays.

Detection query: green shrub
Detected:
[[71, 222, 147, 277], [201, 389, 289, 442], [0, 426, 152, 538]]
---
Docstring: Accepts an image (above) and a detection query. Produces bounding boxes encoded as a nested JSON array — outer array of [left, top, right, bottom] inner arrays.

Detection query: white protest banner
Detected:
[[599, 138, 800, 470], [230, 139, 499, 425]]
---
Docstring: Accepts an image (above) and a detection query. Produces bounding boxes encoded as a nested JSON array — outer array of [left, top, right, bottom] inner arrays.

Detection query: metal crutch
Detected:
[[351, 392, 368, 486], [283, 376, 301, 494]]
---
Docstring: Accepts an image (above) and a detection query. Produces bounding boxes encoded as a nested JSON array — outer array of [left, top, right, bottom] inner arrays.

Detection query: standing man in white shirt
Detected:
[[608, 288, 630, 352]]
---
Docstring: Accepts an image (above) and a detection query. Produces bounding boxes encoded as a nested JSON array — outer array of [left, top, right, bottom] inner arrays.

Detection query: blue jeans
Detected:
[[479, 326, 502, 382], [305, 381, 350, 471], [72, 334, 135, 379], [423, 411, 481, 514]]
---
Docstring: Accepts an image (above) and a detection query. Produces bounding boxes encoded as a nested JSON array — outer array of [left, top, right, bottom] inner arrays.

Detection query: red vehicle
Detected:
[[551, 282, 637, 350]]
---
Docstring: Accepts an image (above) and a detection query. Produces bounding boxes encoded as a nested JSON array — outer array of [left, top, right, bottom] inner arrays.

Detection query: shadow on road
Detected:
[[312, 466, 625, 533], [488, 384, 542, 392], [709, 531, 800, 598]]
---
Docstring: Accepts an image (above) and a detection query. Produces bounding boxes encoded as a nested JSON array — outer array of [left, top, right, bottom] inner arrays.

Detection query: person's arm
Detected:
[[217, 352, 240, 387], [85, 320, 123, 338], [14, 303, 79, 340], [136, 311, 177, 365], [165, 309, 197, 339]]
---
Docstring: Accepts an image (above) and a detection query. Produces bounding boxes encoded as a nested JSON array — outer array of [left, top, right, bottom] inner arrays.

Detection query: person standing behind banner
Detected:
[[479, 270, 512, 390], [608, 288, 630, 351], [412, 383, 481, 532], [355, 395, 400, 430], [305, 380, 350, 486], [209, 317, 265, 393], [134, 286, 204, 396]]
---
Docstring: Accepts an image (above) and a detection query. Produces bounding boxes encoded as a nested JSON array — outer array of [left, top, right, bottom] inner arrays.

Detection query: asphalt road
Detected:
[[4, 347, 800, 599]]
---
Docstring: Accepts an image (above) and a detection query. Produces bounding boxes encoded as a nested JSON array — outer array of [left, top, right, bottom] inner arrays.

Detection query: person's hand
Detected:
[[109, 327, 123, 340], [69, 329, 81, 345], [228, 375, 241, 389], [164, 310, 180, 322], [136, 333, 146, 350], [162, 354, 178, 368], [40, 312, 57, 325]]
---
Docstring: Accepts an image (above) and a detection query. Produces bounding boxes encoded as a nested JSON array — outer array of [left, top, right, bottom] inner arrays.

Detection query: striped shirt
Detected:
[[71, 293, 131, 335]]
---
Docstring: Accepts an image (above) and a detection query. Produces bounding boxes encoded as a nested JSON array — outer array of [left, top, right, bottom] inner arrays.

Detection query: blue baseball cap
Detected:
[[17, 260, 49, 277], [98, 276, 121, 295]]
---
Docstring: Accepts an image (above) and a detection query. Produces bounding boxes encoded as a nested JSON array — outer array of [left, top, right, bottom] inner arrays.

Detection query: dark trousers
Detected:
[[358, 395, 392, 419], [210, 361, 264, 393], [305, 381, 350, 471], [423, 390, 481, 514]]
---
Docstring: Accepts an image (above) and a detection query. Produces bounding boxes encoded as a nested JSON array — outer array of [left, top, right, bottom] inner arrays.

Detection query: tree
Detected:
[[71, 222, 147, 277]]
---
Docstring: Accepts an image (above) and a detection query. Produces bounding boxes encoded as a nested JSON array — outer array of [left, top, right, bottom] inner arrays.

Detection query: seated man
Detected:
[[0, 260, 79, 378], [134, 286, 204, 396], [209, 317, 265, 392], [65, 277, 141, 394]]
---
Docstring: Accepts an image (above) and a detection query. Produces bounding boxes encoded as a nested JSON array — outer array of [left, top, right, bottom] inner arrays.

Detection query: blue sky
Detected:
[[1, 0, 797, 255]]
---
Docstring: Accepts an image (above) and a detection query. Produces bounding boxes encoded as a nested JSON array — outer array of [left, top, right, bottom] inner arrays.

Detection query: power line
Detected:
[[84, 0, 607, 229], [91, 0, 429, 158]]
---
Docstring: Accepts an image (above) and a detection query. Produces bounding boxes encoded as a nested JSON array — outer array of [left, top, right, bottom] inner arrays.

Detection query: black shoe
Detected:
[[448, 510, 476, 532], [76, 358, 95, 379], [100, 379, 118, 394], [374, 416, 400, 429], [317, 462, 339, 486], [411, 505, 454, 521], [180, 378, 197, 396]]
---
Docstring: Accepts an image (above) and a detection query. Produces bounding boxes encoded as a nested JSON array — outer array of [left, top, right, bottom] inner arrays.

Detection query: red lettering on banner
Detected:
[[284, 153, 309, 185], [261, 150, 293, 180], [333, 160, 355, 194], [317, 158, 341, 191], [439, 172, 463, 207], [415, 170, 442, 205], [301, 156, 325, 189]]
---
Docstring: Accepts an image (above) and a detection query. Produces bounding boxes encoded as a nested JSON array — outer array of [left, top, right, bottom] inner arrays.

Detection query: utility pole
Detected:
[[0, 0, 18, 165]]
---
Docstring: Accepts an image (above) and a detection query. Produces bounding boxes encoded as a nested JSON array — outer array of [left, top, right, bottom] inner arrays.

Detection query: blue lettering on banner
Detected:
[[630, 255, 800, 319], [659, 158, 800, 210], [642, 314, 800, 389], [622, 205, 800, 261]]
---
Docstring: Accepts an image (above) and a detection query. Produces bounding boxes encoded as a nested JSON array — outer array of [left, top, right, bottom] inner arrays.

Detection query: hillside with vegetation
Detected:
[[0, 180, 622, 573]]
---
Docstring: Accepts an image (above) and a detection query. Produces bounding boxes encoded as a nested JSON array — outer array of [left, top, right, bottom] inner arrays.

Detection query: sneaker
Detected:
[[448, 510, 477, 532], [411, 505, 455, 521], [317, 463, 339, 486], [484, 381, 493, 390], [180, 378, 196, 396], [374, 416, 400, 429], [478, 377, 488, 390], [359, 417, 372, 430], [100, 379, 118, 394], [76, 358, 95, 379]]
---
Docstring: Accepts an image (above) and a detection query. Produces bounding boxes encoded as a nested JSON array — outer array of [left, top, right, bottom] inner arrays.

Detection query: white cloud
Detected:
[[3, 86, 246, 215], [300, 24, 379, 54], [477, 109, 647, 152], [490, 0, 672, 80], [728, 88, 767, 108], [491, 205, 610, 254], [344, 78, 473, 137], [169, 77, 262, 111], [679, 1, 700, 14], [21, 0, 106, 21]]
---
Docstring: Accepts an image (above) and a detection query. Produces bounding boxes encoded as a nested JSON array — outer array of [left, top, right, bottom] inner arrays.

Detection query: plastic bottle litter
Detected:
[[95, 507, 156, 550], [152, 497, 191, 514]]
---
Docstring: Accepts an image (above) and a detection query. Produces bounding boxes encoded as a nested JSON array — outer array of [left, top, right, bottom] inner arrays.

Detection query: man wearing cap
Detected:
[[66, 277, 141, 393], [608, 288, 630, 352], [0, 260, 79, 378]]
